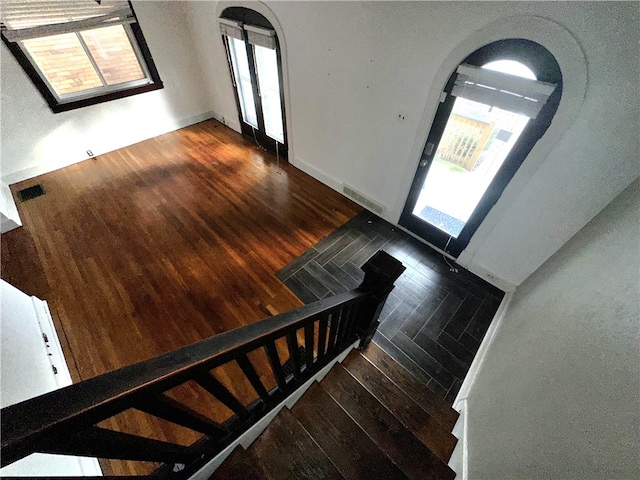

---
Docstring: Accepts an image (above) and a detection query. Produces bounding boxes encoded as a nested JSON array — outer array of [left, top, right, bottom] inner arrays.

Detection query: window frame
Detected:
[[1, 3, 163, 113]]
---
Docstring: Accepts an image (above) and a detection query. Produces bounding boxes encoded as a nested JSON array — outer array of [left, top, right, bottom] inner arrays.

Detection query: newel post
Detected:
[[356, 250, 406, 349]]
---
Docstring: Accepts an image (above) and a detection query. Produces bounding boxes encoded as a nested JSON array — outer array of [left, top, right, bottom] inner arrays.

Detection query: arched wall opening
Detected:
[[215, 2, 292, 159], [399, 38, 563, 257], [393, 16, 587, 288]]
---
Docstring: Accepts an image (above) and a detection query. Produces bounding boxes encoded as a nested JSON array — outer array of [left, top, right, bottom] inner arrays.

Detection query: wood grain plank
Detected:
[[246, 408, 344, 480], [211, 446, 265, 480], [392, 332, 456, 390], [341, 352, 457, 462], [321, 365, 455, 480], [292, 383, 407, 480], [1, 119, 361, 475], [361, 342, 459, 431]]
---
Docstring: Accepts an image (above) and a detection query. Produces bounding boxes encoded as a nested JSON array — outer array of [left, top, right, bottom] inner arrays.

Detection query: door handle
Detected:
[[420, 142, 436, 167], [425, 142, 435, 156]]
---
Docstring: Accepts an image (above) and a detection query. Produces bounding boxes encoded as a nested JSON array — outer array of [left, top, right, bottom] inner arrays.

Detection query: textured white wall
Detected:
[[460, 179, 640, 479], [185, 1, 639, 288], [0, 1, 215, 184]]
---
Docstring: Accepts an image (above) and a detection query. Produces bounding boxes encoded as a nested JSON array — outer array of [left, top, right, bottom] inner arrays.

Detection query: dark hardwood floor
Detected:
[[0, 119, 362, 474], [2, 118, 502, 474], [214, 346, 459, 480], [277, 210, 504, 403]]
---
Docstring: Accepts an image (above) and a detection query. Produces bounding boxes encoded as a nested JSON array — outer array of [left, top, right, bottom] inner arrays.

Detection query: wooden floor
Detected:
[[277, 211, 504, 403], [1, 119, 361, 474], [214, 345, 459, 480]]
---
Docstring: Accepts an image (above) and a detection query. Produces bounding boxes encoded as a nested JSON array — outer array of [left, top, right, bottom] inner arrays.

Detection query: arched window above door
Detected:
[[400, 39, 562, 257]]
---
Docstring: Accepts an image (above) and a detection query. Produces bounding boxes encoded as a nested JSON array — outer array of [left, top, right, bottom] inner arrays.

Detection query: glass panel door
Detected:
[[254, 45, 284, 143], [399, 56, 555, 258], [412, 96, 530, 237], [222, 28, 287, 156], [228, 36, 258, 128]]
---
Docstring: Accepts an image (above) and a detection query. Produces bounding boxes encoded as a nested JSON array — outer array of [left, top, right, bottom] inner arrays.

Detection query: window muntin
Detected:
[[81, 25, 146, 86], [23, 32, 104, 96]]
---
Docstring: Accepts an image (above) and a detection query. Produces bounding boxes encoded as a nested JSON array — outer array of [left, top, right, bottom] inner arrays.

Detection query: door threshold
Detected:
[[395, 223, 458, 262]]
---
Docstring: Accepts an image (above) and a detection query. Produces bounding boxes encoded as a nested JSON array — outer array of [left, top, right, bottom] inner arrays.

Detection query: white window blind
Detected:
[[1, 0, 134, 41], [452, 64, 556, 119], [218, 18, 243, 41], [244, 25, 276, 50]]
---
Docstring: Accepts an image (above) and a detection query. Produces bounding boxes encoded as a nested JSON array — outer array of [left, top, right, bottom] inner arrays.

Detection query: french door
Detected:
[[400, 40, 562, 257], [222, 22, 286, 157]]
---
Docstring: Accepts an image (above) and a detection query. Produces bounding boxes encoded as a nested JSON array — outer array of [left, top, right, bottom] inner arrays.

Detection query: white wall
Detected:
[[3, 2, 638, 289], [0, 279, 102, 476], [0, 180, 21, 232], [457, 178, 640, 479], [185, 1, 639, 288], [0, 1, 215, 184]]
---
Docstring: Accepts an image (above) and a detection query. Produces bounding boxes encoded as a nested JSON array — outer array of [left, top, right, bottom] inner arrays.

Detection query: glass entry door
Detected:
[[222, 22, 286, 156], [400, 53, 559, 257], [412, 84, 531, 237]]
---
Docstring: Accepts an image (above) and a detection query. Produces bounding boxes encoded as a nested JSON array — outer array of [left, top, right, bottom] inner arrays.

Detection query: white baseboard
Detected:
[[456, 251, 517, 292], [1, 214, 21, 233], [291, 156, 343, 194], [448, 399, 468, 479], [190, 341, 359, 480], [453, 290, 513, 409], [292, 157, 402, 225], [2, 111, 217, 185], [289, 159, 516, 294], [448, 291, 513, 480], [210, 111, 242, 134]]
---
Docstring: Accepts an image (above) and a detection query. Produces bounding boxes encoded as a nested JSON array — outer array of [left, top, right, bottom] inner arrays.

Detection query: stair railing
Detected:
[[1, 250, 404, 478]]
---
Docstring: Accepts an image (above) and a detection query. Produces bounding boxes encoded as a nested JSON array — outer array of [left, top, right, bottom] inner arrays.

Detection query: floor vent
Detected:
[[18, 184, 45, 202], [342, 184, 386, 216]]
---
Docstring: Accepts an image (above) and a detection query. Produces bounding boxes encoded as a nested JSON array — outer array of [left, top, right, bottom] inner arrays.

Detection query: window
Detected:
[[1, 0, 162, 113]]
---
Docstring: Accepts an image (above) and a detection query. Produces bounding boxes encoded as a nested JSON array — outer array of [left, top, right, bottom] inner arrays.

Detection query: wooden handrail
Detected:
[[1, 250, 405, 477]]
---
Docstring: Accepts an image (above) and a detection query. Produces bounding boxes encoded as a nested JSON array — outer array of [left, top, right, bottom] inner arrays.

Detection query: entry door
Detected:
[[400, 58, 558, 257], [222, 22, 286, 156]]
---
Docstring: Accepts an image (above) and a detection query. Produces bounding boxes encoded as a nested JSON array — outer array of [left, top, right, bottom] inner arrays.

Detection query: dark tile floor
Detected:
[[277, 211, 504, 404]]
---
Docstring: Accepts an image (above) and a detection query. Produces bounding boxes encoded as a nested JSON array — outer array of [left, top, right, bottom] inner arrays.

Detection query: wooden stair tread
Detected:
[[292, 382, 408, 480], [341, 351, 457, 462], [362, 342, 459, 430], [210, 446, 263, 480], [245, 408, 344, 480], [322, 365, 456, 480]]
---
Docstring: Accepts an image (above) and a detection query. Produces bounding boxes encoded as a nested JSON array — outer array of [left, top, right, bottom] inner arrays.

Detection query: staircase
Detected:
[[213, 343, 458, 480], [2, 251, 461, 478]]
